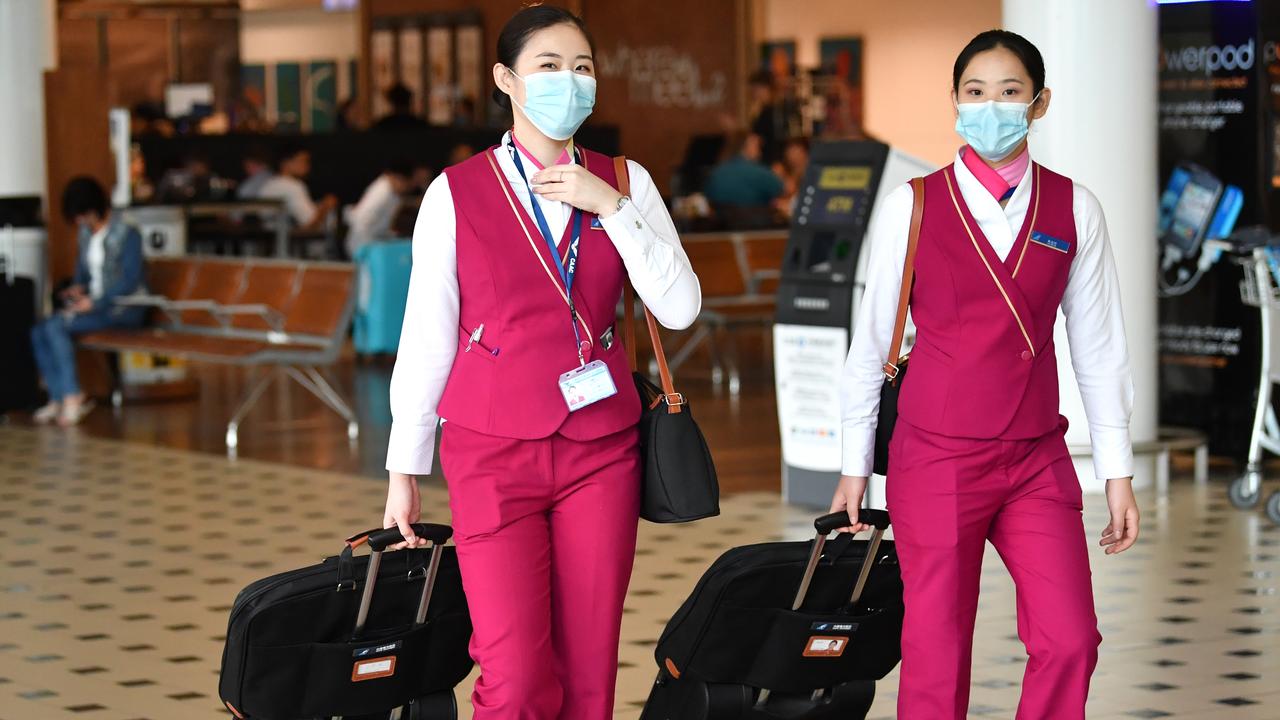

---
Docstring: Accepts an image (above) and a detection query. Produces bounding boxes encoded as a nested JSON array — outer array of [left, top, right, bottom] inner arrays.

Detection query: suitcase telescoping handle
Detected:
[[343, 523, 453, 637], [792, 509, 892, 613], [346, 523, 453, 551], [814, 509, 890, 534]]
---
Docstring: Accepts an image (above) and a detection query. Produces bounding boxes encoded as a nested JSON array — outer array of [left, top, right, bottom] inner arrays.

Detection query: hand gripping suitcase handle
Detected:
[[346, 523, 453, 552], [814, 509, 890, 535], [791, 509, 890, 612]]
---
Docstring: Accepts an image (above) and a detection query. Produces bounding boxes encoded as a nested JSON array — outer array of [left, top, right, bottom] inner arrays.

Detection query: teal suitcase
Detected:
[[353, 240, 413, 355]]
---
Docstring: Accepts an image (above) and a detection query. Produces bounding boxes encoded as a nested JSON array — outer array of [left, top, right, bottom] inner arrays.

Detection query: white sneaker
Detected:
[[33, 402, 61, 424], [57, 399, 96, 427]]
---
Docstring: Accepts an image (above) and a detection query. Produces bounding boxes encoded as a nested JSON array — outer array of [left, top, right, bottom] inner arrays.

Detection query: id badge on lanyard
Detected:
[[509, 141, 618, 412]]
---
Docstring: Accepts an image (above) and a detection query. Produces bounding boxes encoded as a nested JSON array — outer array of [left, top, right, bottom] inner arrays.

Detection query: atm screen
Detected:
[[806, 164, 874, 227]]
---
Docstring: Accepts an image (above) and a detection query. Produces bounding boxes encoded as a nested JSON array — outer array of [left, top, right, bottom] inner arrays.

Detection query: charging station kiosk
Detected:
[[773, 140, 932, 509]]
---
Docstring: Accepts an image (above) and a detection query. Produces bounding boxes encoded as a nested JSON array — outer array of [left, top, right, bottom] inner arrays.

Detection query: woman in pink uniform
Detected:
[[830, 30, 1140, 719], [382, 6, 701, 719]]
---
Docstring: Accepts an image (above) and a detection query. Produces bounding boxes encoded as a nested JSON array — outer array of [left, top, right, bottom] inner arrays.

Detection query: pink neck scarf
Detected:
[[510, 131, 573, 170], [961, 145, 1030, 201]]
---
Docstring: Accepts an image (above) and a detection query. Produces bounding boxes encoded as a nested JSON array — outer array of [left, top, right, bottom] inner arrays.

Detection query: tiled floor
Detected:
[[1, 425, 1278, 719]]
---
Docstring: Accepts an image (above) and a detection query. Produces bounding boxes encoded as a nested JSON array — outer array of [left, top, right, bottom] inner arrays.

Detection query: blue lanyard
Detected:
[[509, 142, 588, 364]]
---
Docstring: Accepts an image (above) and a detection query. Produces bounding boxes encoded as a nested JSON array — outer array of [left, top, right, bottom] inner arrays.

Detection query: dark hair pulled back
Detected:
[[952, 29, 1046, 96], [492, 4, 595, 111]]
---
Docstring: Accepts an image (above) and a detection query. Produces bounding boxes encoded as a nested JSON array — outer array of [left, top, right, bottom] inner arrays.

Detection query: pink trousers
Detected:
[[439, 422, 641, 720], [886, 418, 1100, 720]]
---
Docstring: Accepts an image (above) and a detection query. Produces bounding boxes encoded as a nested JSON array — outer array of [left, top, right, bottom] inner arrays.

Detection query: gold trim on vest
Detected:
[[483, 148, 594, 343], [943, 168, 1037, 356]]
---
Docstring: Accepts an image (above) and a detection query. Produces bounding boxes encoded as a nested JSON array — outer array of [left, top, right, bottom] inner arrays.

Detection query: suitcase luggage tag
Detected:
[[559, 359, 617, 412]]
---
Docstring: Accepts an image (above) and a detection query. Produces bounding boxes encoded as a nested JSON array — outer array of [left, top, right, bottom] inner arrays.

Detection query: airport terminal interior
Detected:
[[3, 0, 1280, 718]]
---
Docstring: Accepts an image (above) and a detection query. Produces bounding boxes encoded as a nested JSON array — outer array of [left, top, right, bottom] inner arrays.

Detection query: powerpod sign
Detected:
[[1161, 39, 1255, 75]]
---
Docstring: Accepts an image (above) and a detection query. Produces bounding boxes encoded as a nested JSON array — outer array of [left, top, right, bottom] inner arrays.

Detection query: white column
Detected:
[[0, 0, 56, 198], [1003, 0, 1159, 492]]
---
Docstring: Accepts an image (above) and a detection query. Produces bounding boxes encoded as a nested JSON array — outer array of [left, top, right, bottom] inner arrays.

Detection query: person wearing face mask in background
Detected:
[[382, 5, 701, 719], [828, 30, 1139, 719], [30, 177, 147, 427]]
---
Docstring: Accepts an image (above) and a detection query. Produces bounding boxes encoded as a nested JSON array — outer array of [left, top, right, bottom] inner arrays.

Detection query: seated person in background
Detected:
[[249, 143, 338, 233], [236, 145, 274, 200], [156, 151, 216, 202], [704, 131, 785, 208], [391, 163, 435, 237], [371, 83, 430, 133], [772, 137, 810, 199], [346, 159, 422, 256], [31, 177, 147, 427], [772, 137, 810, 216]]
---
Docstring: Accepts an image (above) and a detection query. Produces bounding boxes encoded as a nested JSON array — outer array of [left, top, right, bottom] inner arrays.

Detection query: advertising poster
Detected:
[[398, 26, 425, 115], [1158, 2, 1263, 459], [307, 61, 337, 132], [371, 28, 396, 119], [456, 24, 484, 123], [818, 38, 863, 138], [274, 63, 301, 132], [773, 323, 847, 472], [426, 25, 454, 126]]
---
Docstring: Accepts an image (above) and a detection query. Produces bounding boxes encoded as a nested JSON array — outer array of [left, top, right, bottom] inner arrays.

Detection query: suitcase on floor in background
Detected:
[[353, 240, 413, 355], [218, 523, 473, 720], [640, 509, 903, 720], [0, 228, 40, 412]]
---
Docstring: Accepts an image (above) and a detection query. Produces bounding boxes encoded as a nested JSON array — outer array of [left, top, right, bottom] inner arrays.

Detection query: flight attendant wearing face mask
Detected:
[[382, 6, 702, 719], [829, 30, 1140, 719]]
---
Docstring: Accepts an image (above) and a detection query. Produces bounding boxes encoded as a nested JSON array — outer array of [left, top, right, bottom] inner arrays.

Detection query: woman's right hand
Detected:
[[384, 472, 427, 550], [829, 475, 872, 534]]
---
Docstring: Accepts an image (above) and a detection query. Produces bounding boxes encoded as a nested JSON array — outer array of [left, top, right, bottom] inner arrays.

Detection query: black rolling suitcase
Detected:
[[641, 509, 903, 720], [0, 226, 39, 413], [218, 523, 473, 720]]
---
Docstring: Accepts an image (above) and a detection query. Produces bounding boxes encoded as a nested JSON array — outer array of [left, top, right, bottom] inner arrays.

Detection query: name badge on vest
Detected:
[[1030, 231, 1070, 254], [559, 360, 618, 412]]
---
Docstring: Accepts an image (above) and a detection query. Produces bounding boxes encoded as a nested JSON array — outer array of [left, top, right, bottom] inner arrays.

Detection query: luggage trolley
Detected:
[[1231, 247, 1280, 523]]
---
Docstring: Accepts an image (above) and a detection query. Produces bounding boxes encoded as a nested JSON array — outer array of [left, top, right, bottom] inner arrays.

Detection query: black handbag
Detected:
[[872, 177, 924, 476], [617, 156, 720, 524]]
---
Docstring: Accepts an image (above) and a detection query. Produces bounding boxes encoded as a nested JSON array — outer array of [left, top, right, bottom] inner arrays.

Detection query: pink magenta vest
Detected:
[[898, 163, 1077, 439], [436, 145, 641, 440]]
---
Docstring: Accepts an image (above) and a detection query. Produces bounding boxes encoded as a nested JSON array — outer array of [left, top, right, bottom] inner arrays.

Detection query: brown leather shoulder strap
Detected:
[[616, 155, 684, 413], [884, 178, 925, 379]]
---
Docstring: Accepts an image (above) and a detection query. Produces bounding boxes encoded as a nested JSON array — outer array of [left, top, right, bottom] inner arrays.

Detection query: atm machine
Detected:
[[773, 140, 933, 508]]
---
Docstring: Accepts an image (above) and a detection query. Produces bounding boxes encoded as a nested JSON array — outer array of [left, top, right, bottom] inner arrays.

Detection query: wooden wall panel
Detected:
[[582, 0, 747, 192], [178, 17, 240, 107], [56, 3, 240, 111], [58, 17, 102, 68], [106, 17, 171, 107], [43, 67, 115, 285]]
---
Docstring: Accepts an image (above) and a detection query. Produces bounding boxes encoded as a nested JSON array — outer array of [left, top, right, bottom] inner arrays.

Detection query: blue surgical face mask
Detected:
[[954, 93, 1040, 162], [508, 68, 596, 141]]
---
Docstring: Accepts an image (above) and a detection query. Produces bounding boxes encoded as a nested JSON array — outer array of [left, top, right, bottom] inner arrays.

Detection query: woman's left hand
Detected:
[[531, 164, 623, 218], [1101, 477, 1139, 555]]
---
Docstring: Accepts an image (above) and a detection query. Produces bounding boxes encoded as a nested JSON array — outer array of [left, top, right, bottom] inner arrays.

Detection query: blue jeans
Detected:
[[30, 309, 144, 400]]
